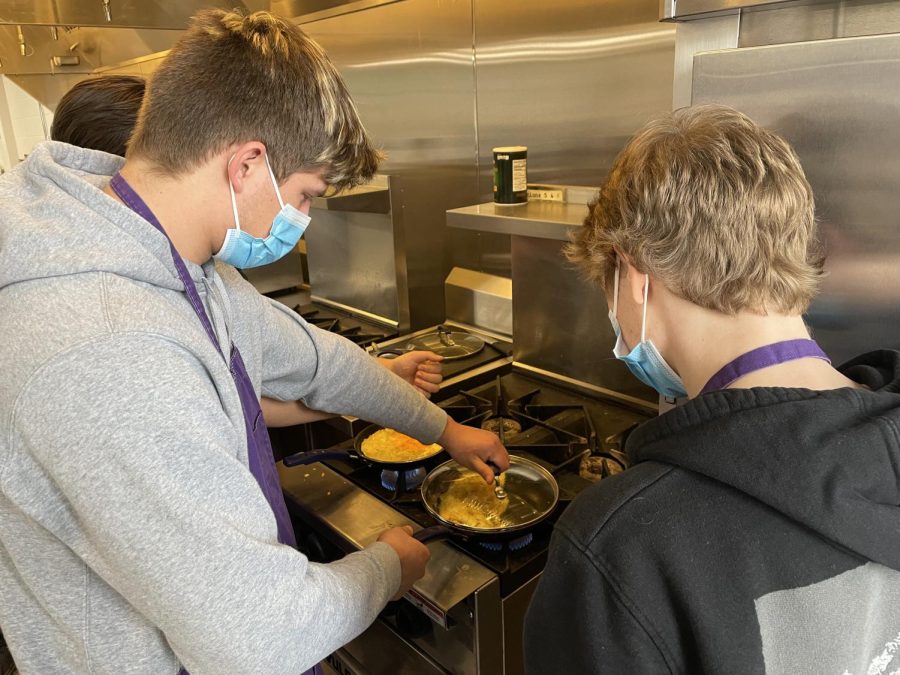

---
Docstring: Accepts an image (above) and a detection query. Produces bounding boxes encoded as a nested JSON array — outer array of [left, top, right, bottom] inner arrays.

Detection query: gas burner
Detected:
[[579, 454, 626, 482], [481, 416, 522, 440], [381, 467, 427, 492], [478, 532, 534, 552], [440, 376, 598, 472]]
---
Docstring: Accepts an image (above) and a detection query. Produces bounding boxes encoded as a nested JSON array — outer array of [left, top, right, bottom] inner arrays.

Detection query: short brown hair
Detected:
[[128, 10, 379, 189], [51, 75, 145, 156], [568, 104, 824, 315]]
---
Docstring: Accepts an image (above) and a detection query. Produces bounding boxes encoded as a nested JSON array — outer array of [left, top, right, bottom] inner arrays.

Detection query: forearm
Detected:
[[260, 397, 337, 427]]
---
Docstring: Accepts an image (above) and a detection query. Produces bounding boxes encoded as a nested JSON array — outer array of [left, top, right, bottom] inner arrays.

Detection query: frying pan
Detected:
[[282, 423, 446, 471], [414, 456, 559, 543]]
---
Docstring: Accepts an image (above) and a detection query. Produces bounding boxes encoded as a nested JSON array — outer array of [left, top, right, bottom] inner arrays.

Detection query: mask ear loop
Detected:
[[263, 152, 287, 210], [641, 274, 649, 343], [227, 154, 242, 234], [612, 258, 620, 318]]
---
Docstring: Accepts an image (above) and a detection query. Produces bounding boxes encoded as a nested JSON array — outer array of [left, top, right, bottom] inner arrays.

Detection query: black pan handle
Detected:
[[486, 460, 505, 477], [413, 526, 451, 543], [282, 449, 355, 467]]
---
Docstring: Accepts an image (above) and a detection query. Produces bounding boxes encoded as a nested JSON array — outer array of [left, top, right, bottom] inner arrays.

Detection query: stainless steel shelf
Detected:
[[446, 200, 589, 241], [661, 0, 823, 22], [311, 184, 390, 214]]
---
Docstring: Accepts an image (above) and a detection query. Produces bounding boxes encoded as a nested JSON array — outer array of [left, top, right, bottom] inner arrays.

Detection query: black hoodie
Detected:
[[524, 350, 900, 675]]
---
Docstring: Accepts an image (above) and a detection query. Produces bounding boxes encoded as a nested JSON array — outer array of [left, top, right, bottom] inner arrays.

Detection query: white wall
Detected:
[[0, 76, 54, 169]]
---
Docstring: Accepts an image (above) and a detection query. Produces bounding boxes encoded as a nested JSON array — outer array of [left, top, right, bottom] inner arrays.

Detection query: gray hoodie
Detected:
[[0, 142, 448, 675]]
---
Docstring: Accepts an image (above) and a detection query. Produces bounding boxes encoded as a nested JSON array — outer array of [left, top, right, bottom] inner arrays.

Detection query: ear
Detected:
[[620, 257, 647, 306], [226, 141, 267, 194]]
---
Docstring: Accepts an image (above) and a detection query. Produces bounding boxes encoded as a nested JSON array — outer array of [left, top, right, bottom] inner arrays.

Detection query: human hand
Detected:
[[377, 525, 431, 600], [382, 351, 444, 397], [437, 418, 510, 484]]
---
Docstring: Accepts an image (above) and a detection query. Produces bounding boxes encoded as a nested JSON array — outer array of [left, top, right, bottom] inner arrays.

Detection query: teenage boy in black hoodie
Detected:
[[524, 104, 900, 674]]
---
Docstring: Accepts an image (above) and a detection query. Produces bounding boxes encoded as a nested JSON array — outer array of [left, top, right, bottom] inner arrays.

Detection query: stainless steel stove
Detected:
[[293, 302, 399, 350], [278, 368, 650, 675], [373, 322, 514, 394]]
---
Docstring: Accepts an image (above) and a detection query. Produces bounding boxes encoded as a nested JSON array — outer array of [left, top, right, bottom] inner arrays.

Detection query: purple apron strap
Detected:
[[179, 666, 322, 675], [700, 338, 831, 395], [108, 173, 296, 549]]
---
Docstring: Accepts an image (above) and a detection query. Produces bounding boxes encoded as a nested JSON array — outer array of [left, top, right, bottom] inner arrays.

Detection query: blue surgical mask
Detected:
[[214, 153, 311, 269], [609, 262, 687, 399]]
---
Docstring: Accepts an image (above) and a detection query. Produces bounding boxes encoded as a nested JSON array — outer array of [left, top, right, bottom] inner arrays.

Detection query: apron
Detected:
[[109, 174, 321, 675], [699, 338, 830, 395]]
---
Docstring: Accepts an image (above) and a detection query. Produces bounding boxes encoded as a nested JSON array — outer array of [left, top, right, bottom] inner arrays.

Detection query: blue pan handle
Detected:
[[282, 448, 355, 467], [413, 526, 451, 543]]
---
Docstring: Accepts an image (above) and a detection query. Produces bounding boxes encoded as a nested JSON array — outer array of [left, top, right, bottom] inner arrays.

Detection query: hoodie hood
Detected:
[[0, 141, 188, 293], [628, 349, 900, 570]]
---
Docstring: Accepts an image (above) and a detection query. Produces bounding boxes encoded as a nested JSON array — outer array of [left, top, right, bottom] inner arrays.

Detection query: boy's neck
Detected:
[[104, 157, 228, 266], [664, 303, 858, 397]]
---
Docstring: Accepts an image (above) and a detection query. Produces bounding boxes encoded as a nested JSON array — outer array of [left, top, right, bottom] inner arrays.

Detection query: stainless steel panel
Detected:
[[447, 201, 589, 241], [300, 0, 478, 326], [738, 0, 900, 47], [306, 206, 399, 325], [692, 33, 900, 362], [278, 462, 498, 612], [663, 0, 825, 21], [512, 235, 657, 404], [331, 622, 447, 675], [500, 573, 539, 675], [444, 267, 513, 337], [279, 461, 500, 674], [672, 15, 739, 108], [274, 0, 401, 22], [311, 183, 390, 213], [0, 25, 181, 75], [474, 0, 675, 197], [0, 0, 267, 28], [473, 577, 503, 675]]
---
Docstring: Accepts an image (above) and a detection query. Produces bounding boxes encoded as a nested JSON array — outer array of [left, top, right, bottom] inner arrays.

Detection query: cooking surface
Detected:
[[293, 302, 398, 349], [375, 324, 513, 384], [286, 370, 649, 597]]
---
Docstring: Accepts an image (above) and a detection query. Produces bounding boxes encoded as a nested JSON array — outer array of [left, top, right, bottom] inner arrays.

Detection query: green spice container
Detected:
[[493, 146, 528, 205]]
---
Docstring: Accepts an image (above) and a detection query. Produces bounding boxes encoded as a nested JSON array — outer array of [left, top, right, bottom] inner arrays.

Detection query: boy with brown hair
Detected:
[[524, 105, 900, 673], [0, 10, 507, 675], [51, 74, 146, 156]]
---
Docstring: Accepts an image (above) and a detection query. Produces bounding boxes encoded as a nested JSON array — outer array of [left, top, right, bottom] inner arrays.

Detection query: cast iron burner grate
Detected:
[[441, 376, 598, 473], [294, 306, 392, 350]]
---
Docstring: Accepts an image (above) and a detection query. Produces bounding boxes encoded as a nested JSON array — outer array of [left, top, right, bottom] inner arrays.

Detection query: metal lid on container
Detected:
[[406, 327, 485, 360]]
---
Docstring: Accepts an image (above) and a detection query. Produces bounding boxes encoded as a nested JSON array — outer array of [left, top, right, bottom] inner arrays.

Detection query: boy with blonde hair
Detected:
[[524, 105, 900, 673], [0, 10, 507, 674]]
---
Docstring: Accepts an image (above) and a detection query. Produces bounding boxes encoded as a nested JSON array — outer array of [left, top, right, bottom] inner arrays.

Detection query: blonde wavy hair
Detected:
[[567, 104, 824, 315], [128, 10, 380, 189]]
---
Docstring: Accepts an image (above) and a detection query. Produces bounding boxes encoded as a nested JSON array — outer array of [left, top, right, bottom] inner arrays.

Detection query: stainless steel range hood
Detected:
[[0, 1, 271, 29], [0, 0, 389, 28]]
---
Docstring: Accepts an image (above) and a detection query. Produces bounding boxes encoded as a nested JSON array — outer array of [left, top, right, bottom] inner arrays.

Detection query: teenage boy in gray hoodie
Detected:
[[0, 10, 508, 675]]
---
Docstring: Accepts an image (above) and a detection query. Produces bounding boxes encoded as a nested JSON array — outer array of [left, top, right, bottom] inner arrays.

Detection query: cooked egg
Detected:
[[360, 428, 442, 462], [437, 473, 510, 528]]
